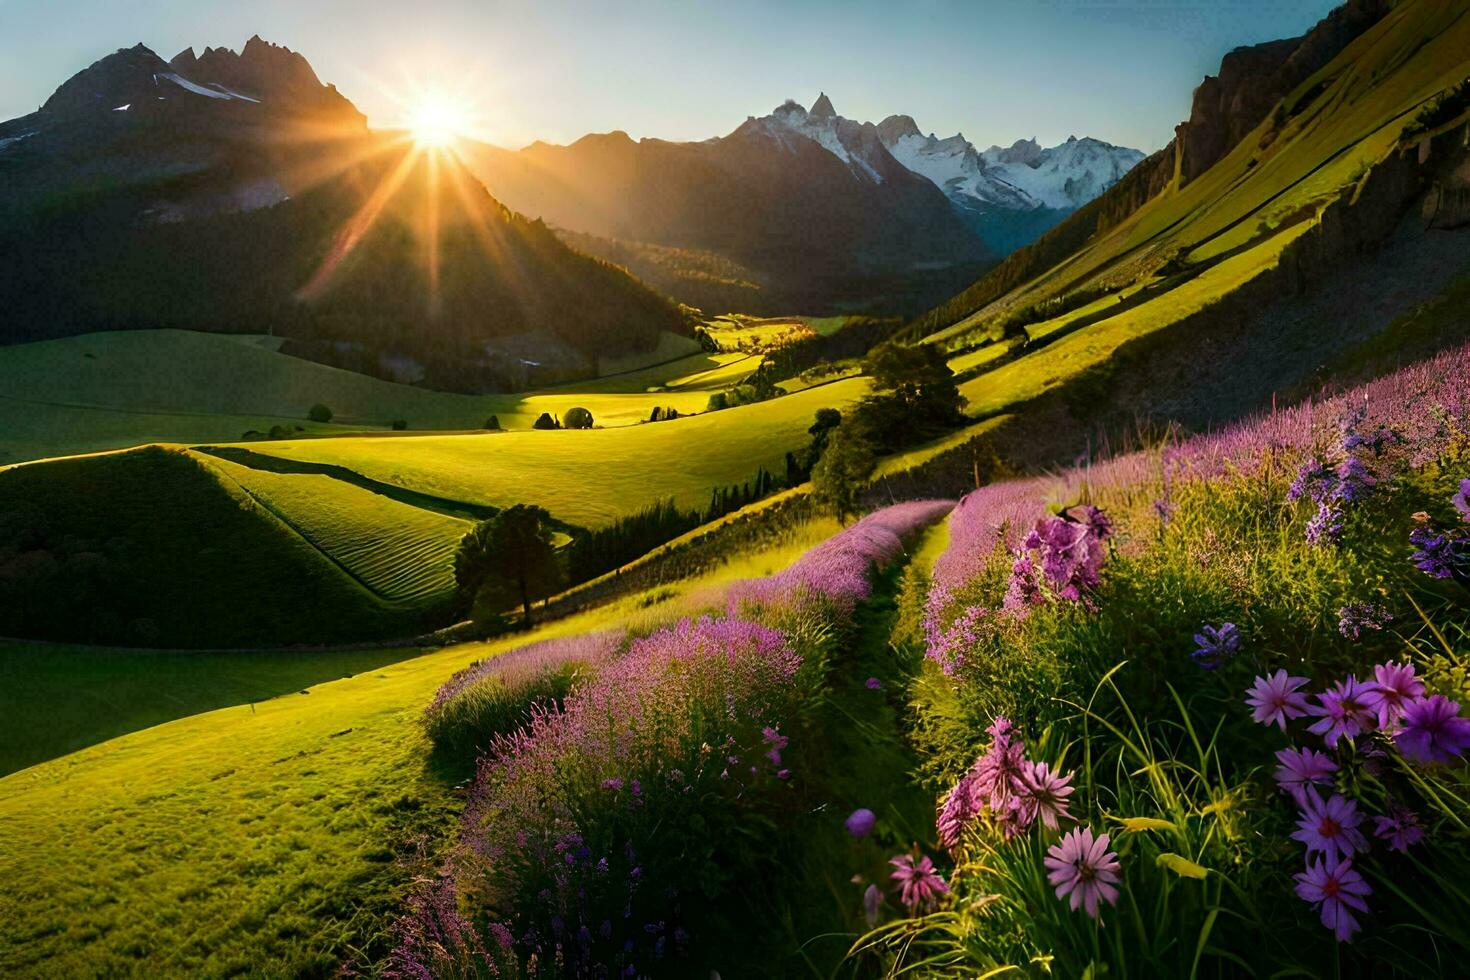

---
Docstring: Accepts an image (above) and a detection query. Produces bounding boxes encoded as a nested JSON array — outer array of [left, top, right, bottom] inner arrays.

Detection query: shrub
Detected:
[[532, 412, 560, 430], [564, 406, 594, 429], [391, 419, 407, 431], [484, 415, 502, 430], [308, 403, 334, 423]]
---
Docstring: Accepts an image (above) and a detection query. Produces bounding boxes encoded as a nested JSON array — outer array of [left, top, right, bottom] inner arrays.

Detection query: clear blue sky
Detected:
[[0, 0, 1342, 152]]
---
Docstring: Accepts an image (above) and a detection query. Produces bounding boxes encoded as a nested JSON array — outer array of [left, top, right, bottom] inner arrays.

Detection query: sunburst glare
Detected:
[[407, 92, 472, 148]]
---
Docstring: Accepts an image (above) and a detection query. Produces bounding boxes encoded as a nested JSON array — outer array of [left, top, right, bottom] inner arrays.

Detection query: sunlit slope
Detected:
[[0, 519, 841, 976], [199, 453, 469, 604], [0, 329, 728, 464], [243, 377, 871, 528], [931, 0, 1470, 406]]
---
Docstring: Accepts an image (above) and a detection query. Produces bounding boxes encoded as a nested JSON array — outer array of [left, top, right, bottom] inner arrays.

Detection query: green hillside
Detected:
[[0, 329, 734, 464], [925, 0, 1470, 421]]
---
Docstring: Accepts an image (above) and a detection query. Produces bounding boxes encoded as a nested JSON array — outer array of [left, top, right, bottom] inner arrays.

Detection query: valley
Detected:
[[3, 1, 1470, 977]]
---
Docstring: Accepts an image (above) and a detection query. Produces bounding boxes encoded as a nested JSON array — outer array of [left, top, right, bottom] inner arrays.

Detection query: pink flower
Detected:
[[1362, 662, 1423, 731], [1395, 694, 1470, 764], [936, 771, 982, 850], [1294, 856, 1371, 942], [889, 854, 948, 912], [1372, 802, 1425, 852], [1044, 827, 1122, 918], [1273, 746, 1338, 806], [1306, 676, 1379, 747], [1292, 789, 1368, 865], [1245, 671, 1311, 730], [1018, 760, 1076, 831]]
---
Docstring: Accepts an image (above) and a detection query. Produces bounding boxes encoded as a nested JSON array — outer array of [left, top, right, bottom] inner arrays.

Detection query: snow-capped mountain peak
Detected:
[[754, 96, 887, 183]]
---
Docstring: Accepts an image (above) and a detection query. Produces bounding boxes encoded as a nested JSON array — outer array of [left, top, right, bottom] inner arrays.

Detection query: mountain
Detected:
[[875, 117, 1145, 253], [0, 39, 690, 391], [904, 0, 1470, 449], [463, 94, 993, 316]]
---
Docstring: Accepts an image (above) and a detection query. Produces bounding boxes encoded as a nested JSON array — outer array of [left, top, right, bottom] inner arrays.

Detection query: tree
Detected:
[[812, 425, 877, 522], [308, 403, 334, 423], [564, 407, 594, 429], [856, 341, 966, 450], [484, 415, 502, 430], [533, 412, 561, 430], [454, 505, 563, 624]]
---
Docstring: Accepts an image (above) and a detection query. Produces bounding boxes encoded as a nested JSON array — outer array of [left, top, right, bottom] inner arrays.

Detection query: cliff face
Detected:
[[1175, 0, 1392, 183], [907, 0, 1395, 340]]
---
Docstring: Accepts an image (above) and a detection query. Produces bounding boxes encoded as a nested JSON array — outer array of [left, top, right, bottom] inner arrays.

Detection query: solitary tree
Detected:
[[533, 412, 561, 430], [484, 415, 502, 430], [454, 505, 563, 624], [564, 407, 594, 429], [812, 425, 877, 523], [308, 403, 334, 423]]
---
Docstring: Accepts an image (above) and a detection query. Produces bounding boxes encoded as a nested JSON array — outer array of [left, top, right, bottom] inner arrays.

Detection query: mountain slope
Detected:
[[0, 39, 690, 390], [464, 95, 992, 315]]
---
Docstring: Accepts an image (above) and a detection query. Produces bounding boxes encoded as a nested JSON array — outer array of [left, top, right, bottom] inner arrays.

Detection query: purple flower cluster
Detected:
[[1337, 602, 1392, 641], [424, 629, 626, 724], [1245, 661, 1470, 942], [922, 599, 991, 675], [1002, 507, 1111, 616], [936, 716, 1076, 849], [729, 500, 953, 614], [1409, 526, 1470, 581]]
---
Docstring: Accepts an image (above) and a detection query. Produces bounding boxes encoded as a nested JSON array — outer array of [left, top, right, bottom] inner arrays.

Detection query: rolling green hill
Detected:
[[0, 329, 736, 464]]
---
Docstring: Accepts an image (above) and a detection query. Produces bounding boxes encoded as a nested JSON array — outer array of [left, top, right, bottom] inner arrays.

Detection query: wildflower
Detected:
[[1306, 676, 1379, 747], [1153, 498, 1176, 525], [1361, 662, 1423, 731], [776, 768, 791, 780], [1294, 856, 1371, 942], [1337, 603, 1392, 641], [865, 677, 882, 690], [1018, 760, 1075, 831], [1292, 789, 1368, 865], [1454, 478, 1470, 523], [1306, 502, 1344, 546], [1409, 526, 1469, 580], [845, 808, 877, 838], [1372, 802, 1425, 852], [1395, 694, 1470, 764], [1043, 827, 1122, 918], [862, 884, 883, 927], [1274, 747, 1339, 805], [601, 778, 624, 791], [1287, 459, 1330, 503], [888, 854, 948, 912], [1191, 622, 1241, 670], [936, 771, 982, 850], [972, 727, 1028, 810], [1332, 457, 1375, 503], [762, 726, 788, 767], [1245, 670, 1311, 729]]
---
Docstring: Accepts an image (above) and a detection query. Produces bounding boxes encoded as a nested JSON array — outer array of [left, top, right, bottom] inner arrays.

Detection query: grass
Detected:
[[0, 329, 747, 464], [544, 350, 760, 395], [0, 446, 417, 648], [242, 378, 871, 529], [199, 453, 470, 605], [0, 516, 843, 976]]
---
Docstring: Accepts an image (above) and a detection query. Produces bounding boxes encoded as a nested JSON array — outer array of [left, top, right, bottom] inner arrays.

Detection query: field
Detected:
[[240, 377, 871, 529], [0, 329, 742, 464], [0, 515, 843, 976]]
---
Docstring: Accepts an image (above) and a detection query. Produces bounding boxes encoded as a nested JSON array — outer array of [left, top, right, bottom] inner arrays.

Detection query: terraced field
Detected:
[[200, 454, 470, 604]]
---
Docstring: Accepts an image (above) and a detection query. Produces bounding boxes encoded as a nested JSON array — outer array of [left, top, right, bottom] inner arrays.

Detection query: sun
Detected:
[[408, 93, 471, 148]]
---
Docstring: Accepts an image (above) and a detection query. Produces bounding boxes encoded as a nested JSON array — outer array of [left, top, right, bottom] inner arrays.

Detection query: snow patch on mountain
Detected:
[[758, 95, 886, 183]]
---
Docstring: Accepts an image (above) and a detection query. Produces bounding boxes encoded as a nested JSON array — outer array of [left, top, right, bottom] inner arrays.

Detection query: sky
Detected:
[[0, 0, 1343, 152]]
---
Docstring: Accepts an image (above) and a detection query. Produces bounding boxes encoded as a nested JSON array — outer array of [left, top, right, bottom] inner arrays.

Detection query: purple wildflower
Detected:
[[1306, 502, 1344, 546], [1018, 760, 1076, 831], [1361, 662, 1423, 731], [865, 676, 882, 690], [1044, 827, 1122, 918], [1395, 694, 1470, 764], [601, 778, 624, 791], [889, 854, 948, 912], [762, 726, 788, 767], [1453, 478, 1470, 523], [1410, 526, 1470, 580], [1192, 622, 1242, 670], [1337, 603, 1392, 641], [1294, 856, 1371, 942], [862, 884, 883, 927], [844, 808, 876, 838], [1292, 789, 1368, 865], [1245, 670, 1311, 729], [1288, 459, 1331, 503], [1372, 802, 1425, 853], [1274, 746, 1338, 806], [1306, 675, 1379, 747]]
